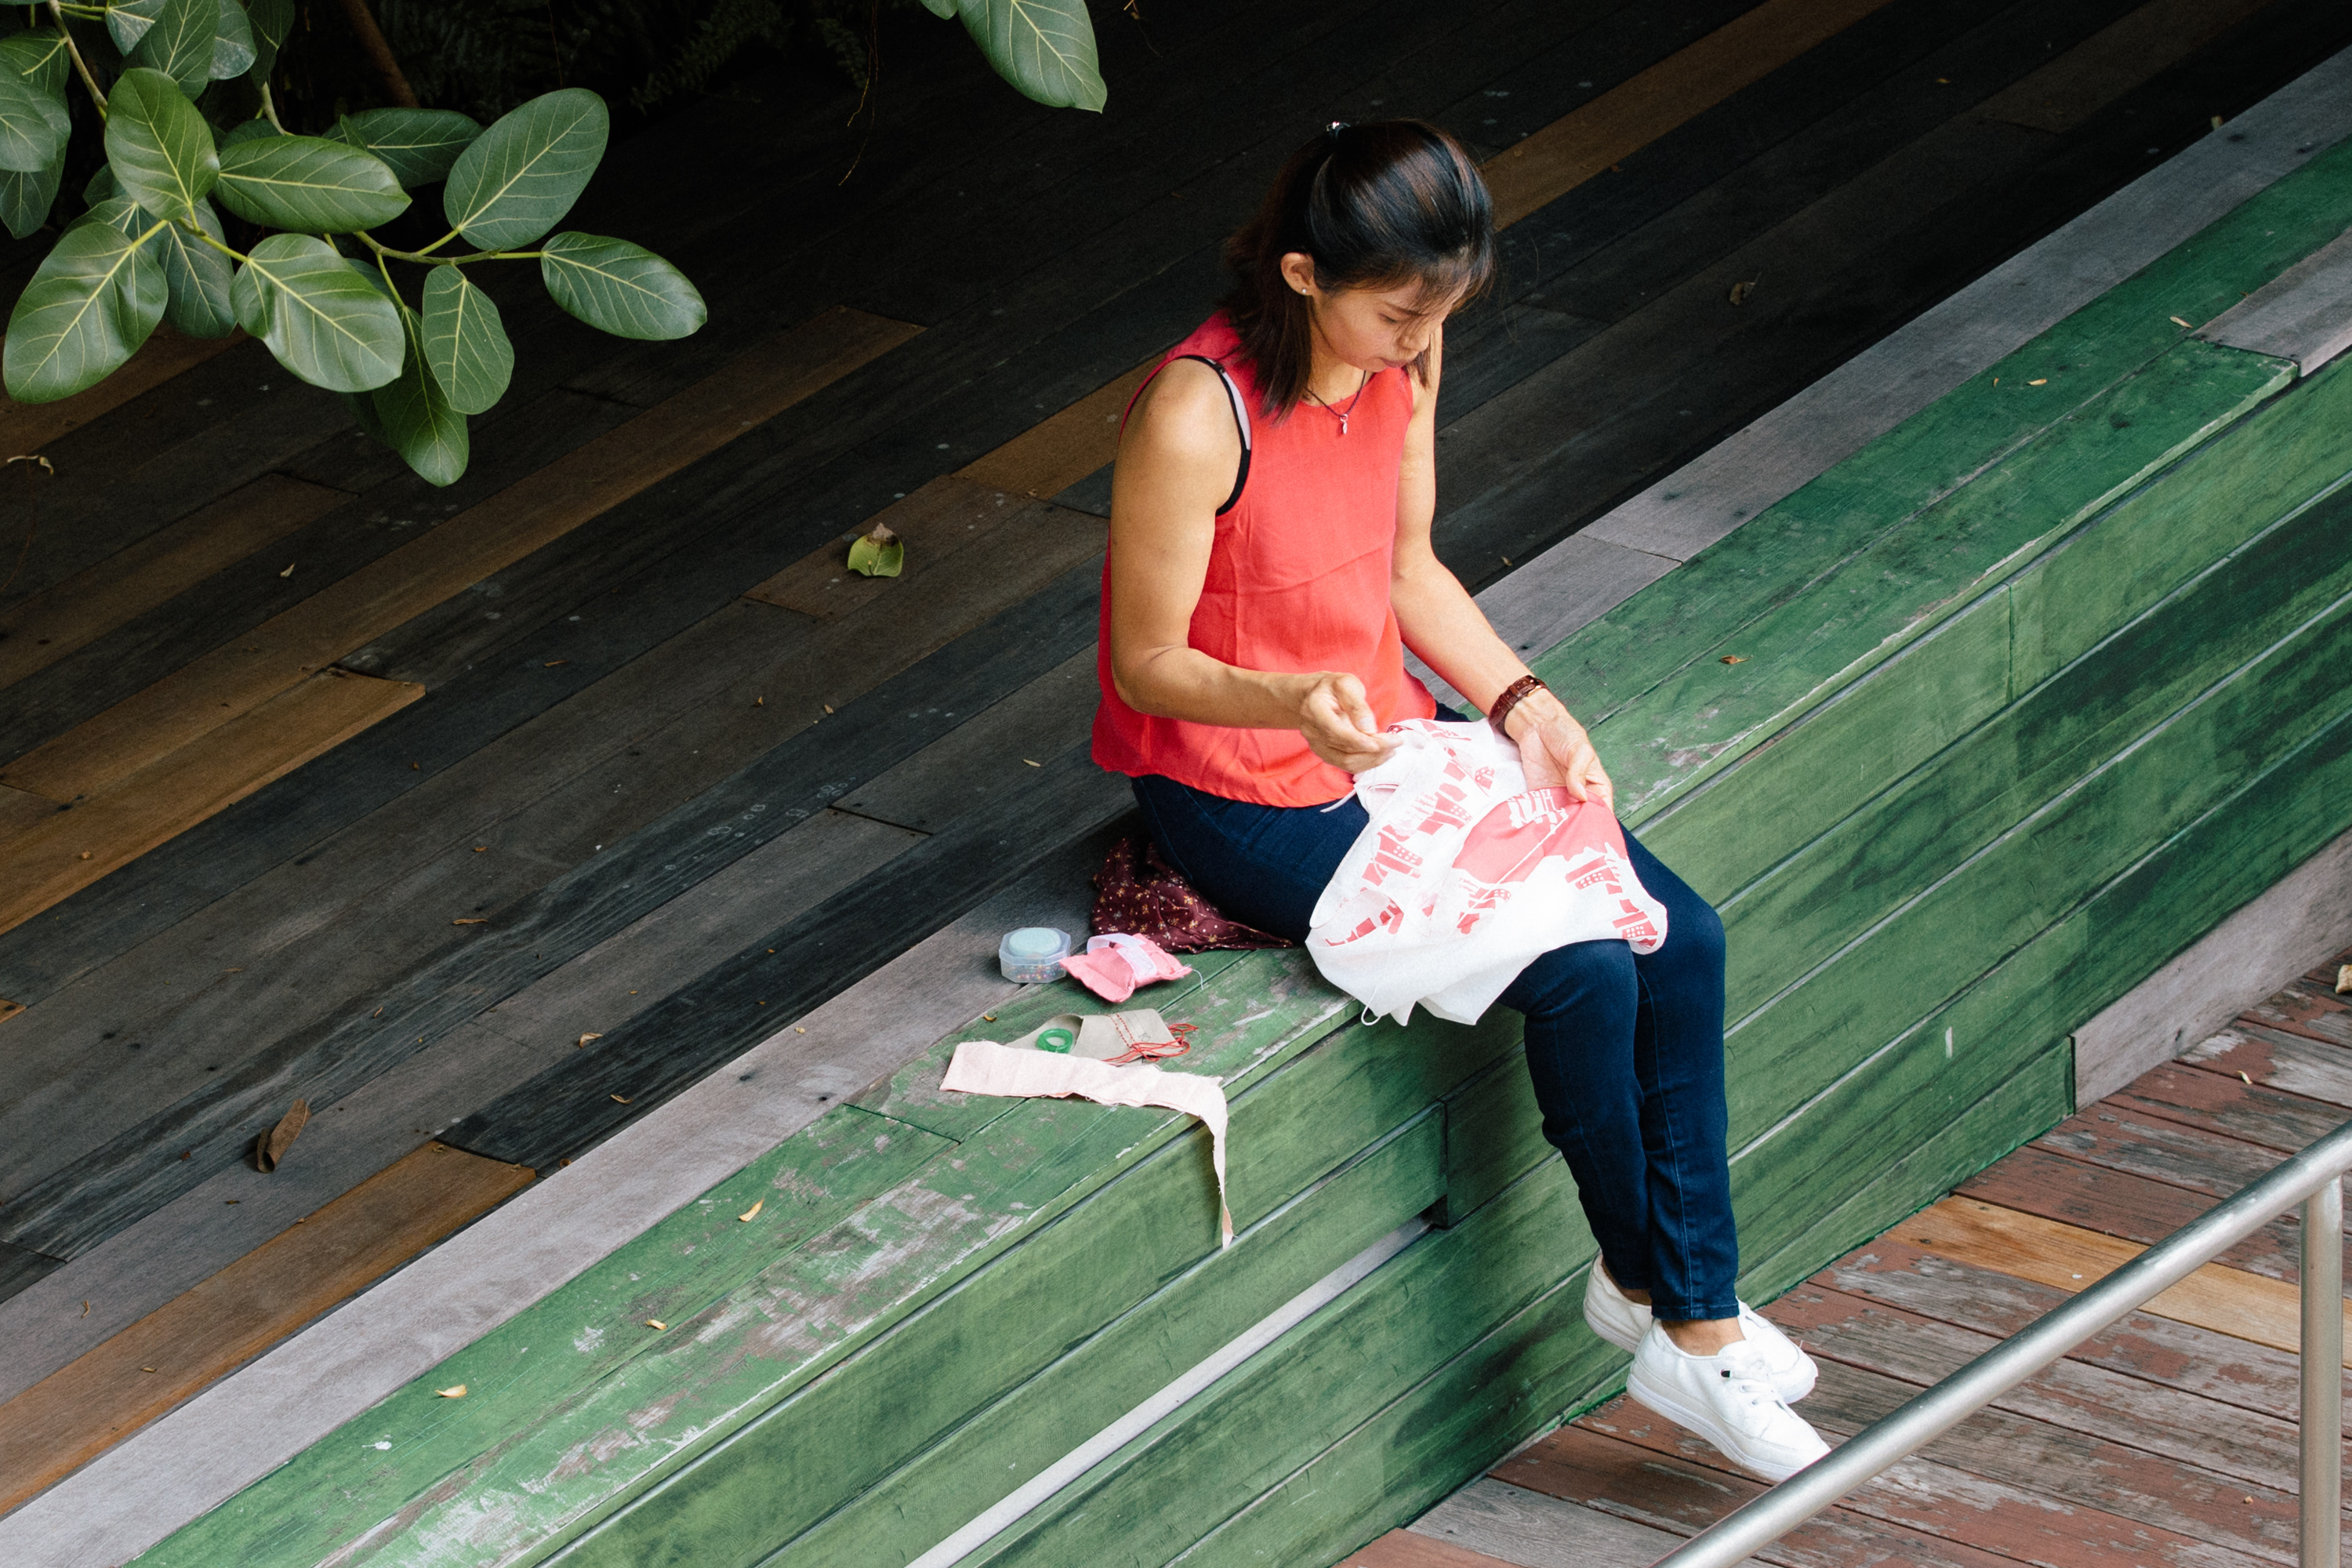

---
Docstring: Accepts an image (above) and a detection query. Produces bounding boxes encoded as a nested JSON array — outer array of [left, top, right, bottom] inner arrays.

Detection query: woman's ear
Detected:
[[1278, 252, 1320, 299]]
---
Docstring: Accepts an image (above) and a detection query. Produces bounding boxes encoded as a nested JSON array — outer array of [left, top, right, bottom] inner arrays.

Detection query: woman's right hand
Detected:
[[1294, 671, 1399, 773]]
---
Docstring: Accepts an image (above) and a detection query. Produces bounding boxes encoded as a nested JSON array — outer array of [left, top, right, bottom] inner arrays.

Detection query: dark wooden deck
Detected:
[[4, 0, 2351, 1530], [1359, 949, 2352, 1568]]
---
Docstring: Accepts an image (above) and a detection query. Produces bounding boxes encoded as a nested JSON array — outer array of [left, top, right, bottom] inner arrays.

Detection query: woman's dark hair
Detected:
[[1221, 119, 1496, 416]]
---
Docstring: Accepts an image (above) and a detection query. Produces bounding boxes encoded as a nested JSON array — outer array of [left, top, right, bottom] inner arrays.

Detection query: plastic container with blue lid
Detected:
[[998, 926, 1073, 984]]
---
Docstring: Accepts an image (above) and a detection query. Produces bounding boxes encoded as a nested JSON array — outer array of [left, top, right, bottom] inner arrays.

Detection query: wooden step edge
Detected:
[[0, 1141, 532, 1517], [1900, 1195, 2351, 1363], [0, 667, 423, 938]]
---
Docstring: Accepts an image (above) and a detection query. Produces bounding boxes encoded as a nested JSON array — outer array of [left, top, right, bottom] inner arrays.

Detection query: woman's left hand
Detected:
[[1504, 691, 1614, 811]]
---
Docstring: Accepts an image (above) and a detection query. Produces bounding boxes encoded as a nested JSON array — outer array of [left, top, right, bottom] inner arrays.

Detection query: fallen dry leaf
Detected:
[[544, 659, 568, 667], [1727, 279, 1757, 306], [371, 1006, 383, 1018], [2027, 378, 2047, 386], [473, 845, 488, 853], [453, 917, 487, 925], [278, 563, 295, 577], [2241, 1071, 2253, 1086], [738, 1199, 764, 1222], [256, 1099, 310, 1173], [576, 1033, 602, 1048], [754, 695, 764, 706], [142, 1366, 157, 1373], [1023, 758, 1041, 767], [823, 703, 834, 714], [794, 1025, 806, 1033], [2334, 964, 2349, 995], [81, 1300, 89, 1317], [2171, 314, 2193, 328], [77, 851, 90, 859], [611, 1093, 633, 1104], [436, 1385, 466, 1399], [1720, 655, 1746, 665], [645, 1319, 667, 1330]]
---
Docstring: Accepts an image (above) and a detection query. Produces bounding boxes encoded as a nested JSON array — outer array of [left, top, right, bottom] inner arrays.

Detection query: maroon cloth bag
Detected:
[[1090, 836, 1292, 953]]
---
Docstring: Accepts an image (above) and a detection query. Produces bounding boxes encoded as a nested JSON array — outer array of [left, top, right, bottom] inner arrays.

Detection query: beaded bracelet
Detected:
[[1486, 673, 1548, 738]]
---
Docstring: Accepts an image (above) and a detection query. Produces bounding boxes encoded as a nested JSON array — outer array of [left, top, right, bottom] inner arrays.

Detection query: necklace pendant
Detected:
[[1336, 414, 1348, 436]]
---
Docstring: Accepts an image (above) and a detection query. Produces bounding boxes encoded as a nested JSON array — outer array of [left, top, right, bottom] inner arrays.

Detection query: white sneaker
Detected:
[[1583, 1264, 1818, 1403], [1626, 1325, 1831, 1483]]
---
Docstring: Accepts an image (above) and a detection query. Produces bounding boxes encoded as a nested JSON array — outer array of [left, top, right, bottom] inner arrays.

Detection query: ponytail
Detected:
[[1221, 119, 1496, 416]]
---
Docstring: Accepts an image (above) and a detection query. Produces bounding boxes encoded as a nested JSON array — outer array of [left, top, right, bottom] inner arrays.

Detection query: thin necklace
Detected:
[[1305, 370, 1370, 434]]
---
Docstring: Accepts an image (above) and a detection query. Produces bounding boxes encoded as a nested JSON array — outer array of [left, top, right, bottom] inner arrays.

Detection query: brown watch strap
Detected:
[[1487, 674, 1548, 737]]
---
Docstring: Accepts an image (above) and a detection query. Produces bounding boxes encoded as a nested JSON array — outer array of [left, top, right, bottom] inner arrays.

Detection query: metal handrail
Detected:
[[1653, 1117, 2352, 1568]]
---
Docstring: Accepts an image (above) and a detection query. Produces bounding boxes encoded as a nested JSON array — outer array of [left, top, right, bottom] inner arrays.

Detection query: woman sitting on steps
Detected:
[[1091, 118, 1830, 1483]]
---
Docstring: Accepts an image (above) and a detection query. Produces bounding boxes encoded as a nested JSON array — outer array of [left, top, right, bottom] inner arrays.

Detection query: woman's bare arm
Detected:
[[1107, 360, 1396, 772]]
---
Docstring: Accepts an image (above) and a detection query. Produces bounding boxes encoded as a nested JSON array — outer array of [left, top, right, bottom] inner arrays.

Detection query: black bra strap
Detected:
[[1163, 354, 1253, 515]]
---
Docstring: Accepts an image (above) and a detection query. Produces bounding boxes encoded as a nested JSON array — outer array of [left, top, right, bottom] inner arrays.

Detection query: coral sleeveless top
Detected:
[[1092, 314, 1436, 808]]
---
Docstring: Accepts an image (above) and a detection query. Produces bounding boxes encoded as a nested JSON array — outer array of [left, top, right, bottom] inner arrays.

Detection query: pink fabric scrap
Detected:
[[1058, 932, 1194, 1004]]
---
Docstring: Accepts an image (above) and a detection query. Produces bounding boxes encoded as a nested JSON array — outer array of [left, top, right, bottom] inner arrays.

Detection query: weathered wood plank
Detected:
[[954, 361, 1156, 501], [1977, 0, 2271, 133], [2247, 978, 2352, 1049], [0, 327, 239, 474], [2113, 1058, 2352, 1153], [1899, 1196, 2351, 1360], [1958, 1141, 2312, 1283], [2038, 1099, 2291, 1200], [1482, 0, 1902, 226], [1579, 1384, 2294, 1568], [1344, 1524, 1537, 1568], [1492, 1422, 2016, 1568], [0, 1142, 529, 1515], [2180, 1022, 2352, 1110], [0, 669, 424, 938], [0, 477, 351, 695], [833, 645, 1098, 833], [744, 476, 1044, 619], [1766, 1280, 2317, 1489], [0, 308, 920, 804], [1812, 1233, 2347, 1426], [0, 1239, 61, 1306]]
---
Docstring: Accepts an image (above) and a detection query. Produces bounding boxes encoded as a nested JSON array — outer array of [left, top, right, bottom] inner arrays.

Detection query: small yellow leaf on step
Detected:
[[2171, 316, 2193, 328], [576, 1033, 601, 1047], [2334, 963, 2350, 994], [739, 1199, 764, 1221], [611, 1093, 633, 1104], [1720, 655, 1745, 665], [755, 696, 764, 706], [823, 704, 834, 713], [2027, 378, 2047, 386], [794, 1026, 805, 1033], [645, 1319, 667, 1330], [279, 563, 295, 577], [2241, 1071, 2253, 1085], [474, 845, 487, 852], [78, 851, 89, 859], [1023, 759, 1041, 767], [142, 1366, 157, 1373], [81, 1300, 89, 1316], [453, 917, 486, 925], [544, 659, 568, 667], [437, 1385, 466, 1399]]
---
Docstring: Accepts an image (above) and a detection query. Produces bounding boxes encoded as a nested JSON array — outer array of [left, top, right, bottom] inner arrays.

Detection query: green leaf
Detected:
[[0, 35, 67, 173], [340, 387, 390, 445], [82, 163, 118, 204], [210, 0, 256, 80], [332, 107, 481, 188], [157, 198, 234, 337], [958, 0, 1105, 111], [220, 116, 280, 151], [538, 231, 704, 341], [4, 211, 167, 401], [104, 67, 219, 222], [215, 134, 408, 231], [0, 147, 65, 241], [244, 0, 291, 78], [420, 263, 510, 414], [919, 0, 954, 15], [230, 231, 405, 392], [846, 525, 903, 578], [107, 0, 167, 53], [372, 302, 466, 485], [131, 0, 218, 95], [442, 87, 606, 250], [0, 30, 71, 102]]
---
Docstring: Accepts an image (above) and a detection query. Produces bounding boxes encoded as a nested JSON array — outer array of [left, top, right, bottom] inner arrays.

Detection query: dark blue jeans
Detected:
[[1132, 768, 1739, 1322]]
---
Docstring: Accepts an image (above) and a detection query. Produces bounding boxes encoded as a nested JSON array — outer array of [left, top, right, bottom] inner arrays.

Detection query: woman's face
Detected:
[[1280, 253, 1460, 372]]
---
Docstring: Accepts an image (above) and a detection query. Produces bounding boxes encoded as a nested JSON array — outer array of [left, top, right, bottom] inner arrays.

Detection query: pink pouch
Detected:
[[1059, 932, 1194, 1004]]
